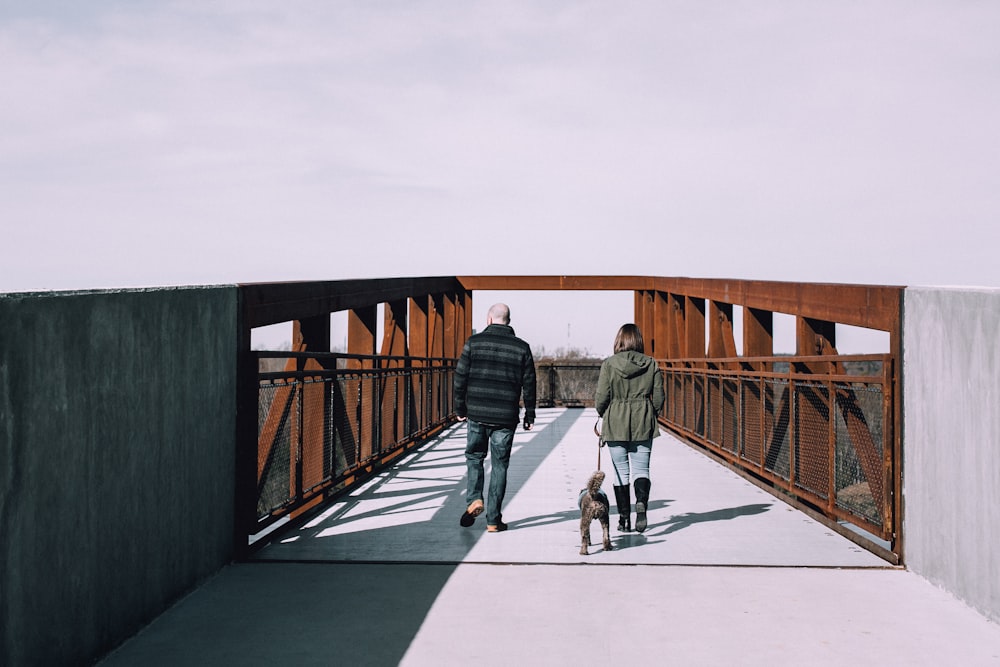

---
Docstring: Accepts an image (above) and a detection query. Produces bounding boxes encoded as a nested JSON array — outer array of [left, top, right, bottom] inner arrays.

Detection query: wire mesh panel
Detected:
[[256, 356, 456, 530], [763, 378, 791, 480], [833, 382, 885, 529], [257, 381, 296, 518], [662, 369, 704, 440], [410, 368, 431, 430], [705, 376, 722, 448], [380, 372, 402, 448], [794, 381, 832, 501], [706, 376, 740, 454], [437, 368, 455, 421], [658, 355, 895, 548], [662, 368, 684, 424], [722, 378, 739, 454], [332, 375, 361, 475], [740, 378, 764, 468], [300, 378, 330, 495], [689, 375, 705, 437]]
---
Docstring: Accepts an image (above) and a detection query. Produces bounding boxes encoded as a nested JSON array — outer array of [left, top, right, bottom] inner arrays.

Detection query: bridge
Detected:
[[2, 276, 999, 665]]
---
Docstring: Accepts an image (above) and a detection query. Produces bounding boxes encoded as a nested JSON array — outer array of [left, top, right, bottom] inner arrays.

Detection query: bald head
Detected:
[[487, 303, 511, 325]]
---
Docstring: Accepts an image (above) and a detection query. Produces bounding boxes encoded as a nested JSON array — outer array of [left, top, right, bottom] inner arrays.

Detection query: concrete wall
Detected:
[[0, 287, 240, 666], [902, 286, 1000, 624]]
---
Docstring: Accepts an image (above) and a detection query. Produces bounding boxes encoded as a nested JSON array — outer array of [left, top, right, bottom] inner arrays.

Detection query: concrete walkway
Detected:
[[99, 408, 1000, 665]]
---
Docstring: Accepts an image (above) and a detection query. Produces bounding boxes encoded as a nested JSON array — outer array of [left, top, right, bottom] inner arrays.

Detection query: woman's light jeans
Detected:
[[606, 439, 652, 486]]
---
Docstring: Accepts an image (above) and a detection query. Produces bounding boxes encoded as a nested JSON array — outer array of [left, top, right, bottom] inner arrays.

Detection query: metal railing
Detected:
[[659, 354, 895, 555], [254, 352, 455, 534], [536, 360, 602, 407], [514, 355, 896, 556]]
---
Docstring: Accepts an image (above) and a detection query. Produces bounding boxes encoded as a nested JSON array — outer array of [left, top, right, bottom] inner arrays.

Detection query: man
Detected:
[[453, 302, 536, 532]]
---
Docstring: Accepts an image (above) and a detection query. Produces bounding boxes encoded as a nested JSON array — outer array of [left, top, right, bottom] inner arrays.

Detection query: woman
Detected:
[[595, 323, 664, 533]]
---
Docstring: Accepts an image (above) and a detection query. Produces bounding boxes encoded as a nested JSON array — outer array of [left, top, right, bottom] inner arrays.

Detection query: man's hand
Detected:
[[457, 416, 467, 422], [523, 419, 533, 431]]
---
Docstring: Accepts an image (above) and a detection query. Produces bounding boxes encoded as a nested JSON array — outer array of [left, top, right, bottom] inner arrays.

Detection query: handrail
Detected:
[[252, 353, 457, 542], [658, 353, 896, 561]]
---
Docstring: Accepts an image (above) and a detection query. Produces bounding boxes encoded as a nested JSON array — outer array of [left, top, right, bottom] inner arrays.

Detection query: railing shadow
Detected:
[[252, 408, 586, 563], [653, 503, 773, 536]]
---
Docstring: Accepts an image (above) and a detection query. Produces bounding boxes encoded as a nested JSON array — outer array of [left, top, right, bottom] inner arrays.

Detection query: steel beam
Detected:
[[240, 277, 463, 328]]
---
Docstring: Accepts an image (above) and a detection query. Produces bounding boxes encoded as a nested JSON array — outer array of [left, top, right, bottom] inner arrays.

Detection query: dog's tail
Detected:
[[586, 470, 606, 497]]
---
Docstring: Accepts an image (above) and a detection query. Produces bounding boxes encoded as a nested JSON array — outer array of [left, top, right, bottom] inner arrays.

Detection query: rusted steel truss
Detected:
[[237, 279, 471, 551], [237, 276, 902, 562]]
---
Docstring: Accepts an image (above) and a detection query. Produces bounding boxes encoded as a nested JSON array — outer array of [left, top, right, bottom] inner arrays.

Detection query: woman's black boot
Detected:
[[634, 477, 651, 533], [613, 485, 632, 532]]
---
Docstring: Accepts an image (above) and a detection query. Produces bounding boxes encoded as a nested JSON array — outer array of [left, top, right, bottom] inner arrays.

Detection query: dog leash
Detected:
[[593, 418, 603, 471]]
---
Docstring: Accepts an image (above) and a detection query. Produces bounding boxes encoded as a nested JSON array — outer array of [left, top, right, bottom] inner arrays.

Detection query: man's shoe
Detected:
[[460, 499, 484, 527], [487, 520, 508, 533]]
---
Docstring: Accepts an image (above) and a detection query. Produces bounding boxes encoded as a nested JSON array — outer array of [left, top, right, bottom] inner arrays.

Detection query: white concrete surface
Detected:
[[903, 287, 1000, 624], [255, 407, 885, 567], [402, 564, 1000, 666], [98, 408, 1000, 666]]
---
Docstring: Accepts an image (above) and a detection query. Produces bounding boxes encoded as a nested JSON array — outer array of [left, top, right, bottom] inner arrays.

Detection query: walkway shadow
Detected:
[[253, 407, 588, 563], [99, 562, 455, 667], [513, 498, 675, 532], [649, 503, 773, 536]]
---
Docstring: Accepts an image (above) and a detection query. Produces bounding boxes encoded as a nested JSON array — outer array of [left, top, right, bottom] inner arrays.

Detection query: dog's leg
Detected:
[[601, 515, 613, 552], [580, 515, 591, 556]]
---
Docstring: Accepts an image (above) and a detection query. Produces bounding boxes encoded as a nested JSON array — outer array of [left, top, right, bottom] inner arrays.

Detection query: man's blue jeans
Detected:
[[465, 420, 515, 525]]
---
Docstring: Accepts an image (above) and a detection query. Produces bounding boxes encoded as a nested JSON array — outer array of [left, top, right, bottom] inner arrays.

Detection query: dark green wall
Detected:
[[0, 286, 240, 666]]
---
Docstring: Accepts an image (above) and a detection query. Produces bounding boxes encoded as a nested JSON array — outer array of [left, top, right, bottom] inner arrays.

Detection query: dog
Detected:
[[578, 470, 613, 555]]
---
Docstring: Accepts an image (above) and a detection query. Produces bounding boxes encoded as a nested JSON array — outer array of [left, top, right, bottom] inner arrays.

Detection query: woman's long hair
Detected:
[[613, 323, 645, 354]]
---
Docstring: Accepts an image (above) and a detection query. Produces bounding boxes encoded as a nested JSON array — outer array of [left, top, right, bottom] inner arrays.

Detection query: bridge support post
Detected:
[[291, 315, 331, 502], [409, 296, 430, 429], [430, 294, 445, 422], [348, 305, 377, 462], [381, 300, 408, 447]]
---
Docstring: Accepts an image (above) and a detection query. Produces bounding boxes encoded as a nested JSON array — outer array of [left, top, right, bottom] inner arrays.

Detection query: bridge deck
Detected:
[[100, 408, 1000, 665]]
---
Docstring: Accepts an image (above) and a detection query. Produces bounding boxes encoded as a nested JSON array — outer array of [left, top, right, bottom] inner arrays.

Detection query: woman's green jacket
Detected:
[[594, 350, 665, 442]]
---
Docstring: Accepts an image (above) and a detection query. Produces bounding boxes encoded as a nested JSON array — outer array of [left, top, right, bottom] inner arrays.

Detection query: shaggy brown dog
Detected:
[[578, 470, 613, 555]]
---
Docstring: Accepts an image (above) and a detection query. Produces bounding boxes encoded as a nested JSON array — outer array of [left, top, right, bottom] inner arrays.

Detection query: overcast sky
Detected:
[[2, 1, 998, 352]]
